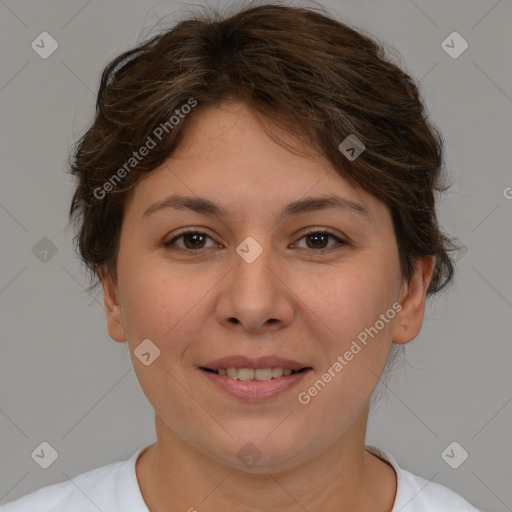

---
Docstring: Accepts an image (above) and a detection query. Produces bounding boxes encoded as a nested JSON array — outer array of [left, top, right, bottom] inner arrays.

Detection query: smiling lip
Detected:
[[200, 355, 310, 372], [198, 355, 312, 401]]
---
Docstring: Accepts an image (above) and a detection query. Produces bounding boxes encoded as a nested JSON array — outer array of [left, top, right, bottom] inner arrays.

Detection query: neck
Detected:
[[136, 410, 396, 512]]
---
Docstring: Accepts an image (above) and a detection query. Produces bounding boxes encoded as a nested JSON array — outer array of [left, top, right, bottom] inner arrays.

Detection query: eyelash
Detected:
[[163, 228, 347, 254]]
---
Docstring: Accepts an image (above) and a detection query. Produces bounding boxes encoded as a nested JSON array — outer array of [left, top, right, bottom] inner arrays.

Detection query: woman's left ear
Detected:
[[392, 256, 435, 345]]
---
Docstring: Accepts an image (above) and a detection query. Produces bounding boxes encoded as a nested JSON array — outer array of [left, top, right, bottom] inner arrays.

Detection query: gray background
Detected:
[[1, 0, 511, 510]]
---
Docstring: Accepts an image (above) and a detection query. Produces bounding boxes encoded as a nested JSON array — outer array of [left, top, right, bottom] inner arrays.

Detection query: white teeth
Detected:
[[226, 367, 238, 379], [215, 367, 300, 381], [271, 368, 284, 378], [237, 368, 255, 381], [255, 368, 272, 381]]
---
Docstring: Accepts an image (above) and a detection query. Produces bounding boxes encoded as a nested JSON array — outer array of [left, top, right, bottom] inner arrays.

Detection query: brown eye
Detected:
[[164, 230, 215, 251], [294, 231, 346, 251]]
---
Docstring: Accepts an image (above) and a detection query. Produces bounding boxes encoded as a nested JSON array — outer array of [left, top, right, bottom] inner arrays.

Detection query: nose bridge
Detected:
[[232, 234, 277, 302], [217, 233, 293, 331]]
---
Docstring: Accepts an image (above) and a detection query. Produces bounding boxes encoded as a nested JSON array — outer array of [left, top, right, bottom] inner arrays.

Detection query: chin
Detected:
[[214, 432, 308, 473]]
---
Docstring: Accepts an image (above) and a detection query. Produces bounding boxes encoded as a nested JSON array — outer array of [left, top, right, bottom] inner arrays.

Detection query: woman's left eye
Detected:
[[293, 230, 346, 251], [163, 229, 346, 252]]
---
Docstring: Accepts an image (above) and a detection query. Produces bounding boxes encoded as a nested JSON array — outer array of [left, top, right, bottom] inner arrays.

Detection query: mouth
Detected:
[[198, 356, 313, 401], [200, 367, 310, 381]]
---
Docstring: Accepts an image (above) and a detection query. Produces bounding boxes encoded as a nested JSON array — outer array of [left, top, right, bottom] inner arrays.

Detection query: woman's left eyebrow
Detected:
[[142, 193, 373, 224]]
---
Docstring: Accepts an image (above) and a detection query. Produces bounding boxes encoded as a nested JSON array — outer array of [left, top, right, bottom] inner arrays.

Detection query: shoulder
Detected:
[[395, 466, 481, 511], [365, 445, 482, 512], [0, 461, 124, 512], [0, 447, 149, 512]]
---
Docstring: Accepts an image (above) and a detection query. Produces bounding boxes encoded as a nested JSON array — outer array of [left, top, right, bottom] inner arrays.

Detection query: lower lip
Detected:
[[199, 369, 311, 401]]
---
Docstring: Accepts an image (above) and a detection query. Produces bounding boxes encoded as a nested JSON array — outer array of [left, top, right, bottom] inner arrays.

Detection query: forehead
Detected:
[[124, 102, 386, 224], [170, 101, 328, 171]]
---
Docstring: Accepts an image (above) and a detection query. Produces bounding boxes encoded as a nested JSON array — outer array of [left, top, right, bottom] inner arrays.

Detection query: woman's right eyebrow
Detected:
[[142, 193, 373, 224]]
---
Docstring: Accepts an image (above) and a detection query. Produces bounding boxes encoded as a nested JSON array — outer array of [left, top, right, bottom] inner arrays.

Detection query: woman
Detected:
[[1, 2, 481, 510]]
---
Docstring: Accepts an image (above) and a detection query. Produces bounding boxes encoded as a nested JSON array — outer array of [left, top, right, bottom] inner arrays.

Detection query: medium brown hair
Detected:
[[68, 0, 458, 297]]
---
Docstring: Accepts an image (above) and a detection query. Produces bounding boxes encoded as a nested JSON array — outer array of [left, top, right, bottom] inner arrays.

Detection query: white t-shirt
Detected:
[[0, 444, 481, 511]]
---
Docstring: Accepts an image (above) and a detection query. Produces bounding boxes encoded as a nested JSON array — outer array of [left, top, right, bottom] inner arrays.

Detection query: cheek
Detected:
[[118, 257, 190, 342], [118, 258, 224, 365], [300, 260, 397, 346]]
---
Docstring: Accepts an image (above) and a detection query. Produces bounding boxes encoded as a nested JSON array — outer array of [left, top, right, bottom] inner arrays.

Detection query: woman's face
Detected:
[[102, 102, 427, 471]]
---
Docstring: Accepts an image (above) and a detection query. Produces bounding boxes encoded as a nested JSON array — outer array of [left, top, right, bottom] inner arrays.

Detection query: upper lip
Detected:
[[200, 356, 311, 371]]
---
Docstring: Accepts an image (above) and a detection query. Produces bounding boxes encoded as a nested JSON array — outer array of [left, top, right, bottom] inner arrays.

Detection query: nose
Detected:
[[215, 238, 294, 334]]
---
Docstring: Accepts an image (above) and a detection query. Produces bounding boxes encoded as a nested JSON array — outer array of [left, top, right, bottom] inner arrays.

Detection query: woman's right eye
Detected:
[[163, 230, 217, 251]]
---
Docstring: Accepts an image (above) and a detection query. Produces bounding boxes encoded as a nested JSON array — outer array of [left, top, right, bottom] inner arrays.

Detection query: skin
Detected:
[[100, 101, 434, 512]]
